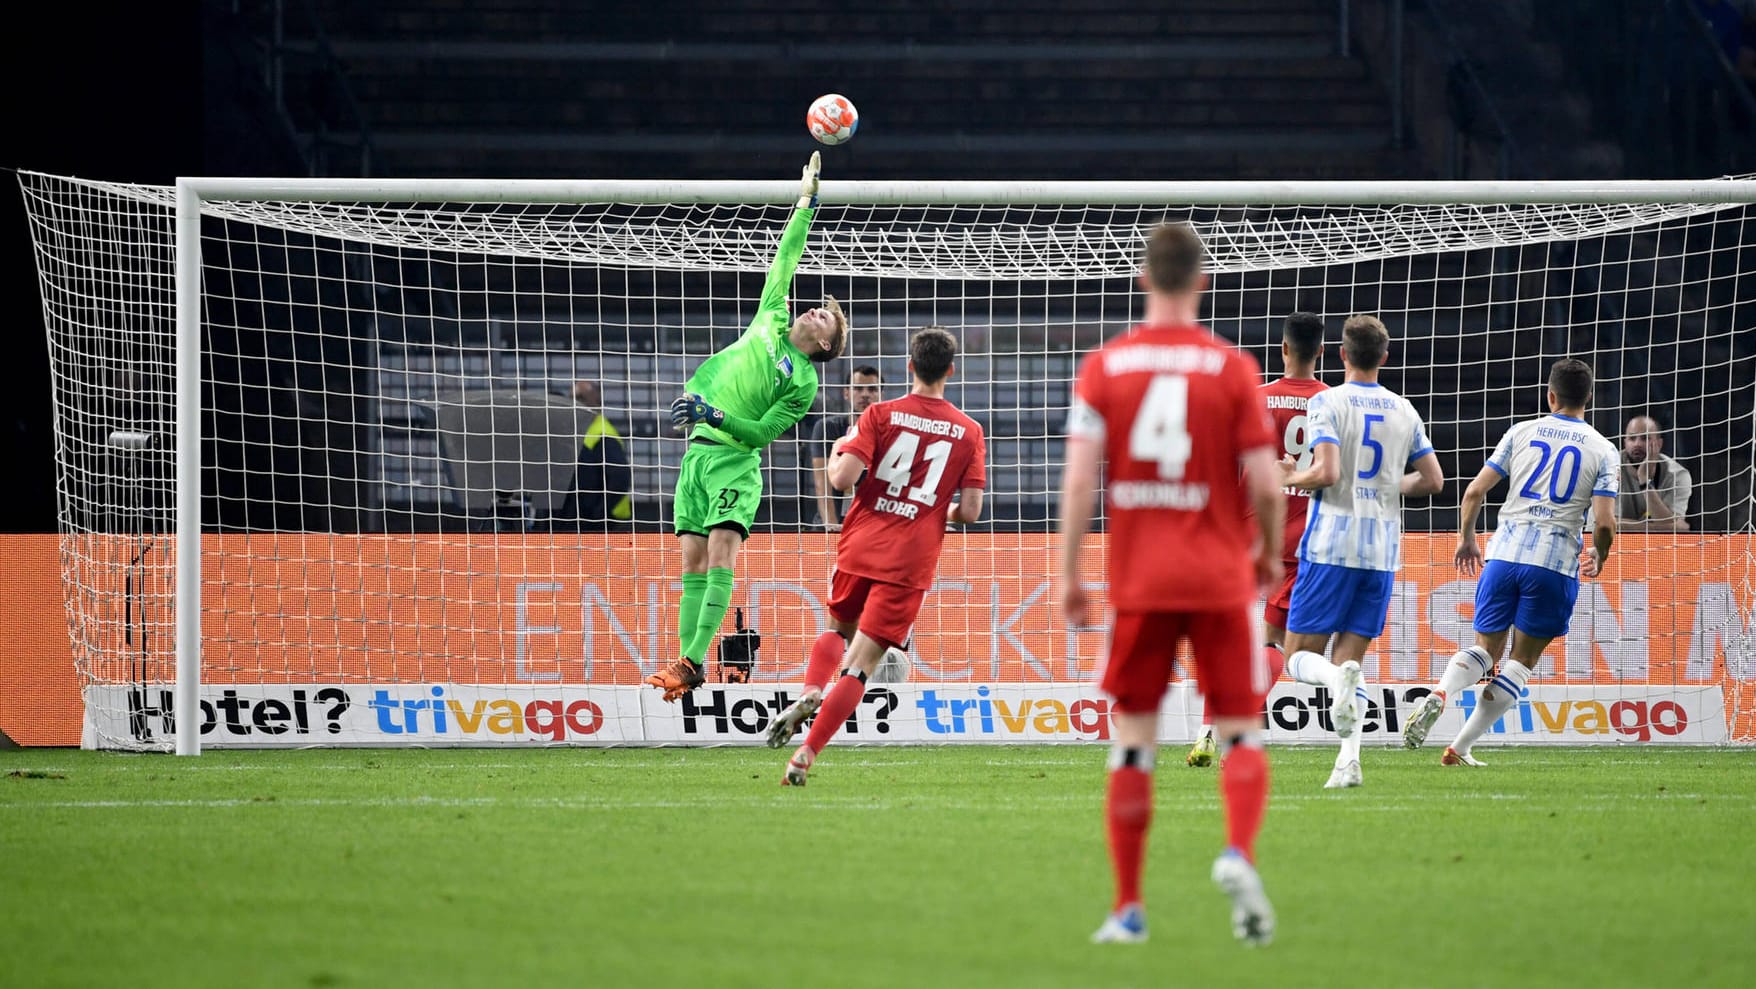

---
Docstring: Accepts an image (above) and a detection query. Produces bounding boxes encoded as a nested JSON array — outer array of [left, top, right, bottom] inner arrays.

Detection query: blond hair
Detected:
[[1342, 314, 1389, 371]]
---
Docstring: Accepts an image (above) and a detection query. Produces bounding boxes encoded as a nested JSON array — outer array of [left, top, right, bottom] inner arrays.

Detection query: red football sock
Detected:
[[803, 630, 846, 693], [1262, 643, 1287, 688], [1105, 765, 1154, 911], [803, 671, 866, 755], [1219, 741, 1269, 863]]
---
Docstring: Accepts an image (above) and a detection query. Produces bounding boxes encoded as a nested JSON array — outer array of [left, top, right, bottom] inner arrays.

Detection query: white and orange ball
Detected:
[[807, 94, 859, 146]]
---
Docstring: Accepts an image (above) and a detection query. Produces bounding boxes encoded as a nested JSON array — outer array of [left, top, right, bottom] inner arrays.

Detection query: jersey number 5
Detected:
[[874, 432, 953, 506], [1129, 375, 1193, 479]]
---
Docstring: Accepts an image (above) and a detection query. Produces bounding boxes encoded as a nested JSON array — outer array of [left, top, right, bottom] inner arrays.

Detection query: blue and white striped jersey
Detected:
[[1483, 414, 1619, 578], [1297, 382, 1434, 572]]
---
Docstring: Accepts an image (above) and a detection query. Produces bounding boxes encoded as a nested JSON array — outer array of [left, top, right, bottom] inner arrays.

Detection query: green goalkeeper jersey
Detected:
[[685, 204, 820, 453]]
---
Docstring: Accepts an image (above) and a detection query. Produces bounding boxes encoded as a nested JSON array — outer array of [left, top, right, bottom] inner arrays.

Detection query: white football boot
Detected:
[[781, 745, 814, 786], [1402, 692, 1445, 749], [1089, 904, 1148, 944], [765, 689, 823, 749], [1324, 759, 1363, 789], [1211, 851, 1275, 947], [1441, 746, 1486, 767]]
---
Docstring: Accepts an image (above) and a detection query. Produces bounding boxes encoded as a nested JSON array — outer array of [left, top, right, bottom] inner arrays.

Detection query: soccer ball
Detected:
[[872, 646, 912, 684], [807, 94, 859, 146]]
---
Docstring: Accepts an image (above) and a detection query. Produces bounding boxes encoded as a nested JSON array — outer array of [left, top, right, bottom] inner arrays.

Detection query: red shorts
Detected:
[[828, 569, 926, 651], [1262, 559, 1300, 630], [1101, 607, 1268, 717]]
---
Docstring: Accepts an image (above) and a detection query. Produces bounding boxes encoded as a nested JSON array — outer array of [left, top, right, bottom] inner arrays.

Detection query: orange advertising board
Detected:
[[4, 533, 1754, 744], [0, 535, 84, 745]]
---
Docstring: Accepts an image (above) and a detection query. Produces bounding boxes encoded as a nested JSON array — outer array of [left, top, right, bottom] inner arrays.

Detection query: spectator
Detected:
[[808, 365, 882, 530], [551, 380, 632, 530], [1618, 415, 1692, 532]]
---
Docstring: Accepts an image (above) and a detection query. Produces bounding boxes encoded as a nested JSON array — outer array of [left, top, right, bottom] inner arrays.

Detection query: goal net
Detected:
[[20, 172, 1756, 751]]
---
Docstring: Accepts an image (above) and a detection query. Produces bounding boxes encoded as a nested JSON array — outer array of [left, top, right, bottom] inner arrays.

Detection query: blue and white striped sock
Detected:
[[1286, 650, 1340, 690], [1434, 646, 1495, 702], [1339, 682, 1372, 762], [1451, 660, 1532, 755]]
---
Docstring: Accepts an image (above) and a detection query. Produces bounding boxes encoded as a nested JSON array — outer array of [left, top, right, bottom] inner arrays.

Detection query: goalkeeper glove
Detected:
[[671, 393, 726, 433], [799, 151, 821, 208]]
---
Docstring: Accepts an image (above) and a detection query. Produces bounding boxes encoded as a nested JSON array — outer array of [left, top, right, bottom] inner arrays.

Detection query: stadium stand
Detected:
[[174, 0, 1752, 537], [290, 0, 1411, 180]]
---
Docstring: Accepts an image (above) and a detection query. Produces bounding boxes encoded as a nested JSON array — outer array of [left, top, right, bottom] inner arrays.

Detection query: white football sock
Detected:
[[1450, 659, 1532, 754], [1285, 650, 1340, 690], [1338, 682, 1371, 764], [1434, 646, 1495, 701]]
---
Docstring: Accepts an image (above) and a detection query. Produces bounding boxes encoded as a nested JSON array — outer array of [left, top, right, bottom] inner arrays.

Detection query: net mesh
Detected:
[[20, 171, 1756, 749]]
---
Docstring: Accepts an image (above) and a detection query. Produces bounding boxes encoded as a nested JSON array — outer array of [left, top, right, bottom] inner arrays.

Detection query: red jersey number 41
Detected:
[[875, 433, 953, 505]]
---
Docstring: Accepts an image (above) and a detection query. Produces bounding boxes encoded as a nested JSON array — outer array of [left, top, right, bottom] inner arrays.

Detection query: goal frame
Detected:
[[168, 176, 1756, 754]]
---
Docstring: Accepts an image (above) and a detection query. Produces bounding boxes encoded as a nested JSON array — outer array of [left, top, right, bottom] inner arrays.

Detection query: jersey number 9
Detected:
[[1283, 413, 1314, 469]]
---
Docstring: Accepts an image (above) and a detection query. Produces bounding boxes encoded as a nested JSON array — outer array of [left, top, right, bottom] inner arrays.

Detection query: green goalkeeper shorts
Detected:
[[673, 440, 763, 539]]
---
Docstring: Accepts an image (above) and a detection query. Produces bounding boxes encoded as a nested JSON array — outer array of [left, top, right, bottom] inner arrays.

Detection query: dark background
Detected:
[[2, 6, 201, 531], [5, 0, 1753, 534]]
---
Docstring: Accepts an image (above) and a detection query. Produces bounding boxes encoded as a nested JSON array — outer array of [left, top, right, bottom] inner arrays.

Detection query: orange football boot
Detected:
[[645, 659, 705, 702]]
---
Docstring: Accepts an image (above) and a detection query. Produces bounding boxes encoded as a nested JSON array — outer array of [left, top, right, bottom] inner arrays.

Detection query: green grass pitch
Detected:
[[2, 746, 1752, 988]]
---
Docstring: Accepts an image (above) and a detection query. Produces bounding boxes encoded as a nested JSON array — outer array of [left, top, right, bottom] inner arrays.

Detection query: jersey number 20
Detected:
[[1129, 375, 1193, 479], [874, 432, 952, 506]]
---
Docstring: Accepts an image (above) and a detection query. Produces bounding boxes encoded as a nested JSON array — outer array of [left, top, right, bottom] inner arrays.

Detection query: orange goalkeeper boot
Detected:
[[646, 659, 706, 702]]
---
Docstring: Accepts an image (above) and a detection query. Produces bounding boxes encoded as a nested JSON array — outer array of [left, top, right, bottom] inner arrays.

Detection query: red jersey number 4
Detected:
[[1129, 375, 1195, 478], [1075, 327, 1273, 613]]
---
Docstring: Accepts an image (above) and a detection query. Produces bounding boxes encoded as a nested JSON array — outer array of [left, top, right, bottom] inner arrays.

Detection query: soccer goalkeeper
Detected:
[[646, 152, 848, 701]]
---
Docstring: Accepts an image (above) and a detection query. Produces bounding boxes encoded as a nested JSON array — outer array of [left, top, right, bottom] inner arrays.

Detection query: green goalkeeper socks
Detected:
[[684, 567, 736, 666], [677, 572, 707, 658]]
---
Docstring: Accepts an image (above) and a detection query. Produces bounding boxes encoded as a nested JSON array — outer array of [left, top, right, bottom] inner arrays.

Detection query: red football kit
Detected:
[[1068, 324, 1276, 715], [1258, 376, 1328, 629], [831, 394, 986, 649]]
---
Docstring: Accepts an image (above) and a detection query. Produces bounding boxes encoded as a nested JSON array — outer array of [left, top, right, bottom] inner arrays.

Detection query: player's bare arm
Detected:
[[1280, 440, 1339, 490], [948, 486, 984, 524], [812, 453, 840, 529], [1581, 494, 1617, 578], [826, 443, 865, 491], [1454, 463, 1503, 576], [1400, 451, 1445, 496], [1055, 434, 1102, 629], [1242, 446, 1286, 594]]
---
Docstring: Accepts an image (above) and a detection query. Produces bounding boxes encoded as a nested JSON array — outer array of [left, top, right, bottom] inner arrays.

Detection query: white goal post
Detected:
[[22, 172, 1756, 754]]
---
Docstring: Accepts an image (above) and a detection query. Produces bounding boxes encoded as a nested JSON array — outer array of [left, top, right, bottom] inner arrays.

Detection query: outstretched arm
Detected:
[[757, 153, 822, 315], [714, 387, 814, 450]]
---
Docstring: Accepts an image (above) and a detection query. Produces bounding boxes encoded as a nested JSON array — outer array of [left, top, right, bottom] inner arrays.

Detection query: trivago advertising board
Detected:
[[84, 681, 1729, 749], [2, 532, 1747, 747], [159, 534, 1753, 692]]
